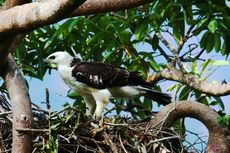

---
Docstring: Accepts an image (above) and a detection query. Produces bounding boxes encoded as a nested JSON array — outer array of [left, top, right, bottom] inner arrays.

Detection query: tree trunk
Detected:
[[1, 54, 33, 153]]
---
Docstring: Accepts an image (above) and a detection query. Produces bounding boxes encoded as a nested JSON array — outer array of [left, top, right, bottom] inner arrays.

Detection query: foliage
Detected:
[[11, 0, 230, 135], [217, 114, 230, 126]]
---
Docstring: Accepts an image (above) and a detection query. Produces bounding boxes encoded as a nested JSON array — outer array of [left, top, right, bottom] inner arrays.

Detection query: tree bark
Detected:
[[148, 64, 230, 96], [151, 101, 230, 153], [0, 0, 86, 36], [0, 0, 151, 36], [1, 54, 33, 153], [70, 0, 152, 16]]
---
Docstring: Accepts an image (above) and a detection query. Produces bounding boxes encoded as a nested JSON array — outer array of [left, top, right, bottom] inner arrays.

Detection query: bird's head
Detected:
[[44, 51, 74, 69]]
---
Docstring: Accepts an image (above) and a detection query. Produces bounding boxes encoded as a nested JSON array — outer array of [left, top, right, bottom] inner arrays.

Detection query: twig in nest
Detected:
[[147, 135, 181, 146], [102, 130, 118, 153], [104, 122, 138, 132], [119, 134, 128, 153], [58, 134, 70, 143]]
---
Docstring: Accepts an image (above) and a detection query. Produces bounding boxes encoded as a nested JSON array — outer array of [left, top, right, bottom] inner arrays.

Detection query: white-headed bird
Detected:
[[44, 51, 171, 116]]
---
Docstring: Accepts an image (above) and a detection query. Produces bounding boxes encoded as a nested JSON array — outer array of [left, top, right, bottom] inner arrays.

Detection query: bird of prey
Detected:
[[44, 51, 171, 117]]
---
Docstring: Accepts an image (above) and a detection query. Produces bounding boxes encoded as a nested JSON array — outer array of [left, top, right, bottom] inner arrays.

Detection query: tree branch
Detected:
[[155, 32, 177, 54], [177, 24, 196, 54], [1, 54, 33, 153], [151, 101, 230, 153], [155, 32, 186, 72], [70, 0, 152, 16], [0, 0, 152, 37], [0, 0, 86, 36], [148, 64, 230, 96]]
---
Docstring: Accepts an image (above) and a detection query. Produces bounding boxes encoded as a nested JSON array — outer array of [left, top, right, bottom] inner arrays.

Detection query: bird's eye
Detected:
[[49, 55, 56, 60]]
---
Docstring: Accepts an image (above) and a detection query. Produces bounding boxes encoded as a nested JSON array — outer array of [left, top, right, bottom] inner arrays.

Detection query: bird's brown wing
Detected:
[[71, 62, 149, 89]]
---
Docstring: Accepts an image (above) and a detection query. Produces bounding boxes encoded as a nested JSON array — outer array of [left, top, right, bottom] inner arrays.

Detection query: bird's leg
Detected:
[[83, 95, 96, 116], [91, 90, 111, 117]]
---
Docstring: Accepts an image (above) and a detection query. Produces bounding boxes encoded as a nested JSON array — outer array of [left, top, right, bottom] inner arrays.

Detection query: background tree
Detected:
[[0, 0, 230, 152]]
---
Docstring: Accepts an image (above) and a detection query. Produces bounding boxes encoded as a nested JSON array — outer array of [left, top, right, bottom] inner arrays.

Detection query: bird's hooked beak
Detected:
[[43, 58, 57, 75], [43, 58, 57, 69], [43, 58, 50, 65]]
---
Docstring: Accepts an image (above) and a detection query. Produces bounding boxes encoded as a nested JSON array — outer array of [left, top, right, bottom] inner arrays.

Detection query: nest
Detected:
[[0, 93, 203, 153]]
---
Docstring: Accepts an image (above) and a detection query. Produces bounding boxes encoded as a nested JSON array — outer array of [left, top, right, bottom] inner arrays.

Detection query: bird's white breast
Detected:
[[58, 65, 98, 95]]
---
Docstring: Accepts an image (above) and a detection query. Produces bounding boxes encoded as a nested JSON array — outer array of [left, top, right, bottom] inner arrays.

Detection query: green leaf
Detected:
[[219, 21, 228, 31], [214, 33, 221, 52], [167, 84, 177, 92], [183, 3, 193, 24], [149, 60, 160, 72], [51, 123, 61, 130], [221, 40, 227, 55], [217, 116, 230, 126], [206, 34, 214, 53], [151, 34, 159, 50], [221, 35, 230, 56], [200, 31, 210, 48], [209, 101, 219, 106], [179, 86, 190, 100], [208, 19, 218, 33], [201, 59, 212, 74], [214, 97, 225, 110], [118, 30, 131, 44], [135, 20, 148, 40], [197, 18, 208, 29], [143, 97, 152, 110], [210, 60, 229, 66], [200, 32, 214, 53], [190, 61, 199, 75], [172, 12, 185, 44], [193, 17, 208, 35], [65, 112, 74, 123], [67, 91, 80, 99], [200, 97, 209, 106]]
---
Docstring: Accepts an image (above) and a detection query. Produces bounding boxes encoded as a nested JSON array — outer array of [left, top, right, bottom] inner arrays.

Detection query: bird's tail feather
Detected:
[[137, 86, 171, 106]]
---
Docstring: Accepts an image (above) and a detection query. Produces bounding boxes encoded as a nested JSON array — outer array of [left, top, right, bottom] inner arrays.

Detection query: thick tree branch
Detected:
[[0, 0, 86, 36], [0, 0, 152, 36], [148, 64, 230, 96], [1, 54, 33, 153], [151, 101, 230, 153], [70, 0, 152, 16]]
